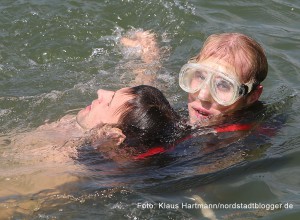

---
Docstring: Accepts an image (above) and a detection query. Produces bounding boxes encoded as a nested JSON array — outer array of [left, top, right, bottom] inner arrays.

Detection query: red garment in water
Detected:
[[133, 123, 264, 160]]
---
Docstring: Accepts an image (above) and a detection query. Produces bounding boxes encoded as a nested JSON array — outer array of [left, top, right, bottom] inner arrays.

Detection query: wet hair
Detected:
[[195, 33, 268, 85], [115, 85, 180, 154]]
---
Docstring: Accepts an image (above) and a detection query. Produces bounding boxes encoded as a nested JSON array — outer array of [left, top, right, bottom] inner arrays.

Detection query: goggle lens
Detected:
[[211, 74, 237, 105], [179, 66, 203, 93], [179, 63, 243, 106]]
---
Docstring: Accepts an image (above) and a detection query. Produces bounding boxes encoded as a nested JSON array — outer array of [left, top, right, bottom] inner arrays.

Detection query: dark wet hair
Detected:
[[116, 85, 180, 154]]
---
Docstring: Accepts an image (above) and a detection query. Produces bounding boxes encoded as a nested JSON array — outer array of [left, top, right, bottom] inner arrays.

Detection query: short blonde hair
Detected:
[[195, 33, 268, 84]]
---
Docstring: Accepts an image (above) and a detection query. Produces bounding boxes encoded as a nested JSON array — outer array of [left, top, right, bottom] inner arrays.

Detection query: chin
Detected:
[[189, 112, 209, 125], [76, 111, 89, 129]]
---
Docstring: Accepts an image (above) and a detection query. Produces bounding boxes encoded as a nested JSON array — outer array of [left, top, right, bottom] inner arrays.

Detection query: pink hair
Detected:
[[195, 33, 268, 84]]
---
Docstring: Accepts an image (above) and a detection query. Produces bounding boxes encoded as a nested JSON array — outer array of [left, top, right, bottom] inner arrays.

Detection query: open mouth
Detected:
[[193, 107, 211, 119]]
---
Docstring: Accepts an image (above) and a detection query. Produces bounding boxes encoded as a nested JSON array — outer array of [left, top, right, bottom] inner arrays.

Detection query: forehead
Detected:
[[110, 87, 133, 107]]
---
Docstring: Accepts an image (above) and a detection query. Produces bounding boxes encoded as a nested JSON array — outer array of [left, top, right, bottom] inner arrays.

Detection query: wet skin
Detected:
[[76, 88, 133, 129]]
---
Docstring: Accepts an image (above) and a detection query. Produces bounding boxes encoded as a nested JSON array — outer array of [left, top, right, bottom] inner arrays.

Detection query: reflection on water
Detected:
[[1, 0, 300, 219]]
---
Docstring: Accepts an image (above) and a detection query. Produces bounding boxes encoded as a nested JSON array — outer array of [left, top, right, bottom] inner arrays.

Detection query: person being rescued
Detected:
[[76, 85, 181, 162]]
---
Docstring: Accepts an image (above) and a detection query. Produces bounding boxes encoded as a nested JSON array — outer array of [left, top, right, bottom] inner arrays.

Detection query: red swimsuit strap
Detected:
[[133, 123, 255, 160], [133, 146, 165, 160], [214, 123, 255, 133]]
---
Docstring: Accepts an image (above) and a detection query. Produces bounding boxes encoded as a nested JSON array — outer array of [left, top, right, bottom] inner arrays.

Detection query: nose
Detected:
[[97, 89, 115, 104], [197, 83, 213, 102]]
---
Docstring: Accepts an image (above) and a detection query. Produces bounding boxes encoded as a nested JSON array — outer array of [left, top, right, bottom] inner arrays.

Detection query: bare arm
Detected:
[[120, 30, 161, 86]]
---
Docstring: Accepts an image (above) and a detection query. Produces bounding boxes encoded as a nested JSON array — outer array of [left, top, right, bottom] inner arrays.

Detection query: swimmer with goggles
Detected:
[[179, 62, 259, 106]]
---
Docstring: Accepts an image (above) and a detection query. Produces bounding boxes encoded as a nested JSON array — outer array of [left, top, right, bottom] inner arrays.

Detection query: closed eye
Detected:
[[108, 92, 116, 106]]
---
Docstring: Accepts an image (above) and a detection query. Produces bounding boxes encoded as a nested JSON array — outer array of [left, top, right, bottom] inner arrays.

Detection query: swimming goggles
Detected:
[[179, 63, 256, 106]]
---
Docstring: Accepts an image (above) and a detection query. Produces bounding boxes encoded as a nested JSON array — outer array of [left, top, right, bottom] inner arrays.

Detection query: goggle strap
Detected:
[[187, 56, 198, 63], [239, 84, 249, 96], [242, 79, 257, 96]]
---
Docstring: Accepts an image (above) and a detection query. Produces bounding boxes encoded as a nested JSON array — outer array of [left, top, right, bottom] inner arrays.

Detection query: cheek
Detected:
[[190, 80, 199, 89], [220, 98, 246, 113], [92, 106, 120, 125], [188, 93, 197, 103], [214, 105, 231, 113], [89, 106, 107, 123]]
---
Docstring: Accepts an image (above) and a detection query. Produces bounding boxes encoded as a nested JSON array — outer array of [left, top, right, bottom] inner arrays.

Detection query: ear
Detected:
[[246, 85, 263, 105]]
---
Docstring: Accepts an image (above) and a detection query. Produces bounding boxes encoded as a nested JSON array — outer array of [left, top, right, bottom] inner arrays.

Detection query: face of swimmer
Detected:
[[76, 88, 133, 129], [187, 59, 263, 124]]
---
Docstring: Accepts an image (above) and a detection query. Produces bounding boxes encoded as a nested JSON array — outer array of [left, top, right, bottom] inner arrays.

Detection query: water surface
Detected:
[[0, 0, 300, 219]]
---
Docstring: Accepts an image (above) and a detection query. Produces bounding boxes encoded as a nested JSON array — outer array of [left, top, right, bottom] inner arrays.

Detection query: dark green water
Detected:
[[1, 0, 300, 219]]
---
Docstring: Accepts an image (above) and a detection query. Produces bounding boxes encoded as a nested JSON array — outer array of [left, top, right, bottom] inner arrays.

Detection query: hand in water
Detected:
[[120, 30, 160, 63], [90, 124, 126, 152]]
